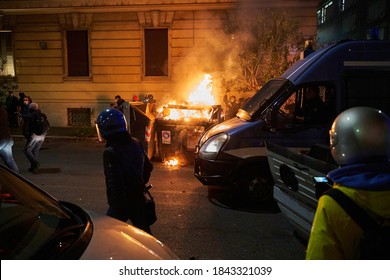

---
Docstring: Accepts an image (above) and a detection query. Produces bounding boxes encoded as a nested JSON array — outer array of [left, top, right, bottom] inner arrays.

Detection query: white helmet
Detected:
[[329, 107, 390, 165]]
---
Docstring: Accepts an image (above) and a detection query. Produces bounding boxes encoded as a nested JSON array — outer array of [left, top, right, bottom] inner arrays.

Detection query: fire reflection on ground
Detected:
[[164, 158, 179, 167]]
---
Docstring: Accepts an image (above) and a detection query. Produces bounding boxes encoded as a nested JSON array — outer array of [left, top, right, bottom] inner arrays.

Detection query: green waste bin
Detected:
[[124, 104, 156, 159]]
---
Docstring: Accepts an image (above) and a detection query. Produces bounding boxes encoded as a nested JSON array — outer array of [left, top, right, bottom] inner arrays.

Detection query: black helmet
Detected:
[[96, 108, 127, 140]]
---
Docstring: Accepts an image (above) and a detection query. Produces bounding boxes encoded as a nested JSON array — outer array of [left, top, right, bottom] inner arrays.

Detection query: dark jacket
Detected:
[[103, 132, 153, 209], [23, 108, 45, 139], [22, 108, 36, 139]]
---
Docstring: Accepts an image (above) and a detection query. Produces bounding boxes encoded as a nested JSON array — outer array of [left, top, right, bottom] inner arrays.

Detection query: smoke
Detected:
[[169, 37, 225, 106], [169, 11, 248, 106], [167, 5, 303, 107], [169, 8, 262, 106]]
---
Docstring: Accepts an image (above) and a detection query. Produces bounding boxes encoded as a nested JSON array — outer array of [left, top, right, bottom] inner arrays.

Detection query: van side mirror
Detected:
[[236, 108, 251, 121], [264, 108, 277, 132], [264, 108, 272, 124]]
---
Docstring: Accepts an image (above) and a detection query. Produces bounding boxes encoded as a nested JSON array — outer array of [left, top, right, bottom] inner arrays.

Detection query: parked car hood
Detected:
[[80, 211, 178, 260]]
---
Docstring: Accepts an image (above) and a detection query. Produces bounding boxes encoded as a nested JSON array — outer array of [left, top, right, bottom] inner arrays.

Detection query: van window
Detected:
[[241, 79, 290, 119], [343, 70, 390, 115], [276, 84, 336, 128]]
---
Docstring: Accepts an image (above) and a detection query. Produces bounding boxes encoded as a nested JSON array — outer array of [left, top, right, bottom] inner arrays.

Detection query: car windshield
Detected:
[[0, 165, 76, 259], [240, 79, 290, 119]]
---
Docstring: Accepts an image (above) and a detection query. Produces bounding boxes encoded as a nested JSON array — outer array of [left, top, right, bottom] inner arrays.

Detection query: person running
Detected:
[[23, 102, 49, 173]]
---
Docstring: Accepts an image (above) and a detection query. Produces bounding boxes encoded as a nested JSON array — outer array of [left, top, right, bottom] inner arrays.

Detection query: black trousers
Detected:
[[107, 200, 152, 234]]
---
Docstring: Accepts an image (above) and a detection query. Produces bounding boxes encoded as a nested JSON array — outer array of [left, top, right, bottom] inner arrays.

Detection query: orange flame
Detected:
[[187, 74, 216, 106], [157, 74, 216, 121]]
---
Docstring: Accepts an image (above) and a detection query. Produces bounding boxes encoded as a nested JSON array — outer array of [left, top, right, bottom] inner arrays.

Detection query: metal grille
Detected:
[[67, 108, 91, 126]]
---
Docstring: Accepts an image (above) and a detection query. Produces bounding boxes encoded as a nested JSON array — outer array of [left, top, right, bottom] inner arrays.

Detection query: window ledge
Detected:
[[63, 76, 92, 82]]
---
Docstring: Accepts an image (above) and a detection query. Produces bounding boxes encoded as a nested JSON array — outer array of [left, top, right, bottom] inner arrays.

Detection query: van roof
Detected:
[[281, 40, 390, 85]]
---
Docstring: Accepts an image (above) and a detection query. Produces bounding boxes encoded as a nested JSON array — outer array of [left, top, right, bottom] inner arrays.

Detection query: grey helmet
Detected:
[[329, 107, 390, 165]]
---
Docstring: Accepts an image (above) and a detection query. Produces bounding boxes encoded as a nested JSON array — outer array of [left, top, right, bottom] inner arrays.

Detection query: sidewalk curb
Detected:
[[12, 134, 100, 143]]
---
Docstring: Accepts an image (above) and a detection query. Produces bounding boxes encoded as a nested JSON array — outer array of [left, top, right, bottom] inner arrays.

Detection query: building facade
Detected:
[[0, 0, 319, 127], [317, 0, 390, 45]]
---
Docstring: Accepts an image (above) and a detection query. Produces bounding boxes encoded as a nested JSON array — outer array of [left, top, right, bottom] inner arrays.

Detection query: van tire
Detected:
[[235, 165, 274, 203]]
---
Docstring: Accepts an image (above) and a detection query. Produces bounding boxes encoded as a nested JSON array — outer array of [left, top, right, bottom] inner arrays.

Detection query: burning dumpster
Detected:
[[152, 73, 224, 165], [155, 103, 221, 164], [120, 73, 224, 164]]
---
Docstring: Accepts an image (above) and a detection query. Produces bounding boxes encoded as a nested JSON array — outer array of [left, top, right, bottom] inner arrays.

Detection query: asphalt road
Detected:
[[11, 137, 306, 260]]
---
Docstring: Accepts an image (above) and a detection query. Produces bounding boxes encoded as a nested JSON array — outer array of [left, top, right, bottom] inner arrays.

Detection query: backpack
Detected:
[[32, 112, 50, 135], [326, 188, 390, 260]]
